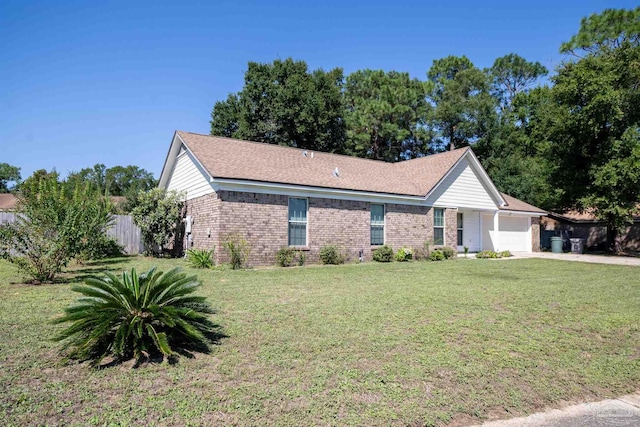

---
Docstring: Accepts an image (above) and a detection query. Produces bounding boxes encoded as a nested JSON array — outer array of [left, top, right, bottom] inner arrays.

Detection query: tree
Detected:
[[489, 53, 548, 112], [0, 163, 21, 193], [130, 188, 184, 256], [550, 8, 640, 250], [427, 56, 497, 151], [343, 69, 432, 161], [210, 58, 346, 153], [66, 164, 157, 197], [0, 172, 114, 282]]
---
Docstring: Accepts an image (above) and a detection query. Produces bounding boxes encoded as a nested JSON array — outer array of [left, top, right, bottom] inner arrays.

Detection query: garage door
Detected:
[[499, 216, 530, 252]]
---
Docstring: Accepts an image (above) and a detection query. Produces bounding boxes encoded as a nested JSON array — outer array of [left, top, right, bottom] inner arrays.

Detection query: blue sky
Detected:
[[1, 0, 637, 180]]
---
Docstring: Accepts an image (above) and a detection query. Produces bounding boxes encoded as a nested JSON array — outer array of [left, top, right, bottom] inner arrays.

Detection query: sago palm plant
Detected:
[[53, 267, 217, 366]]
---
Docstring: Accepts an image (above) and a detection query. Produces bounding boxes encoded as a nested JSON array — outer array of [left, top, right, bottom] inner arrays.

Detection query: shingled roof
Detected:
[[175, 131, 469, 197], [0, 194, 18, 211], [166, 131, 544, 214]]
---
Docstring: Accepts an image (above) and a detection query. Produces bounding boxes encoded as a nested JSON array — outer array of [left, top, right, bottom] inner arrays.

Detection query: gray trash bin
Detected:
[[550, 236, 563, 253], [569, 238, 585, 254]]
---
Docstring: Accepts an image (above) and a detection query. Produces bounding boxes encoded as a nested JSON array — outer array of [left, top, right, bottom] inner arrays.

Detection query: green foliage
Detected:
[[476, 250, 500, 259], [222, 233, 251, 269], [0, 162, 21, 193], [130, 188, 184, 257], [276, 247, 296, 267], [210, 58, 346, 153], [489, 53, 548, 112], [52, 267, 217, 365], [319, 245, 346, 265], [297, 250, 306, 266], [412, 241, 431, 261], [429, 250, 445, 261], [394, 247, 413, 262], [65, 164, 157, 198], [344, 69, 431, 161], [186, 249, 214, 269], [427, 55, 496, 150], [463, 246, 469, 257], [77, 235, 124, 262], [372, 245, 394, 262], [499, 250, 513, 258], [441, 246, 456, 259], [0, 173, 114, 282]]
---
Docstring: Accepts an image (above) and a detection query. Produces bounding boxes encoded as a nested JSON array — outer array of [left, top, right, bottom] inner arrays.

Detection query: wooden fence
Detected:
[[0, 212, 143, 255]]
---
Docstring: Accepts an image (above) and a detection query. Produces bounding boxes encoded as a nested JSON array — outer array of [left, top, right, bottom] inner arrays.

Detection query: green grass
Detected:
[[0, 257, 638, 426]]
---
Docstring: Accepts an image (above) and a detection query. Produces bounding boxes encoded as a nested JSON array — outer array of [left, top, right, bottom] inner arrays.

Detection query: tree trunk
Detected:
[[606, 225, 621, 253]]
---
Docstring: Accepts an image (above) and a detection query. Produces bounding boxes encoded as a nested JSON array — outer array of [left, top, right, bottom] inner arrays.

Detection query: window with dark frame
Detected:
[[288, 197, 307, 246], [370, 204, 384, 245], [434, 208, 445, 245], [457, 213, 464, 246]]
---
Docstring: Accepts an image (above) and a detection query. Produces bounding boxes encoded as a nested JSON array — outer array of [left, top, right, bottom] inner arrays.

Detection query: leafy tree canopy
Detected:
[[66, 164, 157, 197], [0, 163, 21, 193]]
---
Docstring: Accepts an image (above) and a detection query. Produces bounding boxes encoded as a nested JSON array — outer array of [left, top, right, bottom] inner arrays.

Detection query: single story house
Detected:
[[542, 210, 640, 251], [159, 131, 546, 265], [0, 194, 18, 211]]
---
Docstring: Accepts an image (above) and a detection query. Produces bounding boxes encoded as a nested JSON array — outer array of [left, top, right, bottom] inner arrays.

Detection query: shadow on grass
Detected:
[[95, 329, 230, 369], [59, 257, 137, 284]]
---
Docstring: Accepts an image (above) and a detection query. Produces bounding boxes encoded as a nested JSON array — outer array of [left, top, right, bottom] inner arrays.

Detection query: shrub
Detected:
[[297, 250, 306, 266], [372, 245, 394, 262], [222, 233, 251, 269], [463, 246, 469, 258], [276, 247, 296, 267], [130, 188, 185, 257], [442, 246, 457, 259], [0, 173, 114, 282], [319, 245, 345, 265], [413, 241, 431, 261], [186, 248, 214, 269], [476, 250, 500, 259], [394, 247, 413, 262], [429, 249, 445, 261], [52, 267, 218, 366], [77, 235, 124, 262], [500, 250, 513, 258]]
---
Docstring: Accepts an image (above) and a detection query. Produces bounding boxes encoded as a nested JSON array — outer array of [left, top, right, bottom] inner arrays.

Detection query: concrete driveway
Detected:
[[510, 251, 640, 266]]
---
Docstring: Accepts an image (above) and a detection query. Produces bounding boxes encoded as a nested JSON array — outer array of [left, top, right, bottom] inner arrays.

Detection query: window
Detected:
[[288, 198, 307, 246], [457, 213, 463, 246], [370, 204, 384, 245], [434, 208, 445, 245]]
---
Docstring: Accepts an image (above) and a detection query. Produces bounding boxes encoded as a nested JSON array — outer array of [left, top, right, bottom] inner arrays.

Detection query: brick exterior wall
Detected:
[[180, 191, 470, 266], [444, 208, 458, 249], [531, 216, 541, 252]]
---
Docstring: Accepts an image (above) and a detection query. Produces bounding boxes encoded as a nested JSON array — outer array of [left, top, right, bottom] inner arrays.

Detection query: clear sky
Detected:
[[1, 0, 637, 180]]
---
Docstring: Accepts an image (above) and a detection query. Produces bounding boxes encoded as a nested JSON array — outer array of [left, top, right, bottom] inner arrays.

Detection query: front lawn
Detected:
[[0, 258, 638, 426]]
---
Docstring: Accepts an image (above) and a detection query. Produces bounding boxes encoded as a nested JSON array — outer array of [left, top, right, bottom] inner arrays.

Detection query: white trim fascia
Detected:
[[158, 132, 214, 190], [211, 178, 428, 205], [425, 149, 507, 208], [499, 211, 545, 217]]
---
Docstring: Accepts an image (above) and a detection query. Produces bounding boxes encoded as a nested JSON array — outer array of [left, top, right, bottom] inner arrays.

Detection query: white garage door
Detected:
[[499, 216, 530, 252]]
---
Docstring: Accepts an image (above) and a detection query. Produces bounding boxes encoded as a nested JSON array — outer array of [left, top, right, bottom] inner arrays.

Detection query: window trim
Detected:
[[288, 197, 308, 247], [434, 208, 445, 246], [370, 203, 385, 246]]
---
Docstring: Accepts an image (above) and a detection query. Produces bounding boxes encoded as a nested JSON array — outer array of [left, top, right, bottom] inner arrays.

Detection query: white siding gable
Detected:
[[426, 158, 498, 210], [166, 146, 214, 200]]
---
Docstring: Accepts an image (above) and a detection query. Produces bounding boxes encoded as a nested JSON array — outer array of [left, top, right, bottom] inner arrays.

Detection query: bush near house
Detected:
[[442, 246, 456, 259], [186, 248, 214, 269], [394, 247, 413, 262], [319, 245, 346, 265], [372, 245, 394, 262], [429, 249, 445, 261], [130, 188, 184, 257], [276, 247, 306, 267], [222, 233, 251, 269], [476, 250, 513, 259]]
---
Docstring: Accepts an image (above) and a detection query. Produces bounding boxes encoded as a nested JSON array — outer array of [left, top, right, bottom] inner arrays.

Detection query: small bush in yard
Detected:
[[413, 241, 431, 261], [222, 233, 251, 269], [442, 246, 456, 259], [186, 248, 214, 269], [394, 247, 413, 262], [53, 267, 218, 366], [276, 247, 296, 267], [297, 250, 306, 266], [476, 250, 500, 259], [429, 249, 445, 261], [499, 250, 513, 258], [319, 245, 345, 265], [372, 245, 394, 262]]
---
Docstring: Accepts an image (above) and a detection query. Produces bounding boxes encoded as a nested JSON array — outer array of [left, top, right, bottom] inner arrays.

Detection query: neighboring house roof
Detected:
[[0, 193, 18, 210], [547, 207, 640, 224], [160, 131, 543, 214]]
